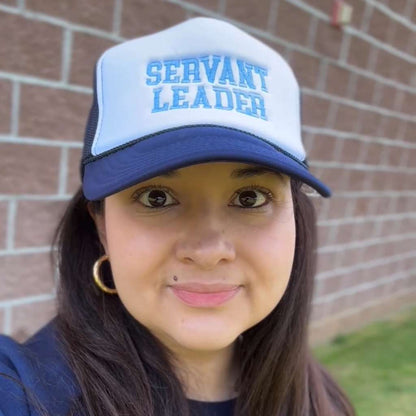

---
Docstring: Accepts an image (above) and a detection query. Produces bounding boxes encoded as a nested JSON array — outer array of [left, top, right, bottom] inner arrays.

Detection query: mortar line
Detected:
[[10, 81, 20, 137], [3, 307, 12, 335], [6, 200, 17, 250], [61, 28, 73, 83], [58, 147, 69, 195], [314, 267, 416, 304], [112, 0, 123, 36]]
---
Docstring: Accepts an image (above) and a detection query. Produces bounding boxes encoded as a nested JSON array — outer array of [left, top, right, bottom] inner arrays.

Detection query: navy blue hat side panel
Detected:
[[80, 62, 100, 181]]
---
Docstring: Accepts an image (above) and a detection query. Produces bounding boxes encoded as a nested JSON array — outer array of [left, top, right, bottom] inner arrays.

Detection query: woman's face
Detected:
[[93, 162, 296, 355]]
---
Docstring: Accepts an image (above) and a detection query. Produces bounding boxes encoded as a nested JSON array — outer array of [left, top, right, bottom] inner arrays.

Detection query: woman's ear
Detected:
[[87, 202, 108, 253]]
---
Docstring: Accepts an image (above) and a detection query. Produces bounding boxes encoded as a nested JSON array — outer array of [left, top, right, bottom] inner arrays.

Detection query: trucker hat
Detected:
[[81, 17, 331, 200]]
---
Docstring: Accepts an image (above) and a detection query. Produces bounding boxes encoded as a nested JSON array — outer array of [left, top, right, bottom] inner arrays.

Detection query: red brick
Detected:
[[300, 0, 329, 14], [0, 79, 11, 134], [352, 222, 375, 242], [0, 202, 7, 250], [317, 225, 332, 247], [368, 8, 394, 43], [387, 0, 409, 15], [70, 33, 117, 87], [308, 135, 337, 162], [14, 200, 67, 248], [338, 139, 365, 163], [19, 85, 91, 141], [332, 103, 361, 132], [67, 148, 83, 195], [0, 11, 62, 79], [360, 142, 383, 165], [405, 149, 416, 168], [26, 0, 114, 31], [318, 166, 349, 191], [367, 170, 393, 191], [324, 64, 351, 97], [317, 251, 338, 273], [225, 0, 272, 28], [0, 0, 16, 5], [371, 196, 394, 215], [353, 75, 376, 104], [391, 22, 413, 54], [320, 276, 342, 296], [325, 196, 350, 220], [336, 247, 362, 269], [351, 197, 373, 217], [379, 83, 400, 110], [301, 95, 331, 127], [345, 169, 367, 192], [396, 60, 414, 85], [0, 143, 60, 194], [0, 253, 55, 301], [10, 299, 57, 343], [382, 116, 403, 140], [401, 92, 416, 116], [334, 223, 357, 245], [187, 0, 220, 11], [385, 146, 405, 167], [373, 49, 400, 80], [314, 20, 344, 60], [358, 110, 383, 136], [121, 0, 187, 39], [274, 1, 311, 47], [403, 121, 416, 141], [261, 39, 288, 59], [347, 36, 372, 69], [288, 51, 320, 88]]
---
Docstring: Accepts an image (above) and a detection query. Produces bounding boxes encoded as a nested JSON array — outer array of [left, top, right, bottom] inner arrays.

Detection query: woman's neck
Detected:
[[172, 342, 239, 402]]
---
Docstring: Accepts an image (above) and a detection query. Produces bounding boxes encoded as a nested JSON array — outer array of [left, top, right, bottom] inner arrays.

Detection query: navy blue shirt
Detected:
[[0, 319, 235, 416]]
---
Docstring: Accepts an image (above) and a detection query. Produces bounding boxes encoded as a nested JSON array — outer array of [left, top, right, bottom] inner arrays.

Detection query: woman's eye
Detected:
[[231, 188, 271, 209], [134, 188, 177, 208]]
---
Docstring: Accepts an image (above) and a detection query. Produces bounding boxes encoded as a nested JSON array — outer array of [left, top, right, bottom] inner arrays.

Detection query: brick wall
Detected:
[[0, 0, 415, 345]]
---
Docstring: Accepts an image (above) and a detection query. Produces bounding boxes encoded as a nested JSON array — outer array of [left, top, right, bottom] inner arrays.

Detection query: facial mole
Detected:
[[173, 275, 178, 281]]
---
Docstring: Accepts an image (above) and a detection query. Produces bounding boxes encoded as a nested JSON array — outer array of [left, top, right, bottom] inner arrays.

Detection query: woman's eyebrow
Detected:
[[160, 170, 179, 177], [229, 166, 285, 180]]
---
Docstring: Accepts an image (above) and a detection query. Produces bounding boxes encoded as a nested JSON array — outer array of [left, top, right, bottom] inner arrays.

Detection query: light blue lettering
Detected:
[[213, 86, 233, 110], [163, 60, 180, 83], [219, 57, 236, 86], [237, 60, 255, 90], [146, 61, 162, 85], [250, 92, 267, 120], [191, 86, 212, 108], [234, 89, 253, 117], [182, 58, 201, 83], [253, 66, 269, 92], [151, 87, 169, 113], [200, 55, 221, 83], [170, 86, 189, 109]]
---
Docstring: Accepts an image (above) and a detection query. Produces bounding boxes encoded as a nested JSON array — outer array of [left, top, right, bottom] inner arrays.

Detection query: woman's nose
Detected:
[[174, 214, 236, 270]]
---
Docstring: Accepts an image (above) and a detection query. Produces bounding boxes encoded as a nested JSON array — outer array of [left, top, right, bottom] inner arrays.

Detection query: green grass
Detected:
[[313, 306, 416, 416]]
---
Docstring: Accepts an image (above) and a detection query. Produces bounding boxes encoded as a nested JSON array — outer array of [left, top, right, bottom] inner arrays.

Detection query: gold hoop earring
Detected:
[[93, 255, 118, 295]]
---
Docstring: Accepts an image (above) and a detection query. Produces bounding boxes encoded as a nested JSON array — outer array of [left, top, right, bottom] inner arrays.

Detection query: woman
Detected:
[[0, 18, 356, 415]]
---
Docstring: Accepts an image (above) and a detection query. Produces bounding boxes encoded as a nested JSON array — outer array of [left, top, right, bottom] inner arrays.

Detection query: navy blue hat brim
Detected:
[[82, 126, 331, 200]]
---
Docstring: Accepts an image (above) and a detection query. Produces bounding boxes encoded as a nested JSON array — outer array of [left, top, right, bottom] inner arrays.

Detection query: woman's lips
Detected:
[[169, 283, 241, 307]]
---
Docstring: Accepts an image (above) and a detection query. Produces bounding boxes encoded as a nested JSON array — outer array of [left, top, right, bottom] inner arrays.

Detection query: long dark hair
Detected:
[[50, 179, 356, 415]]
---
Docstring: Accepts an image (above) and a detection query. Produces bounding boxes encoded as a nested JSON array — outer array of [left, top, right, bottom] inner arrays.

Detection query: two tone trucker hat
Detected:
[[81, 17, 331, 201]]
